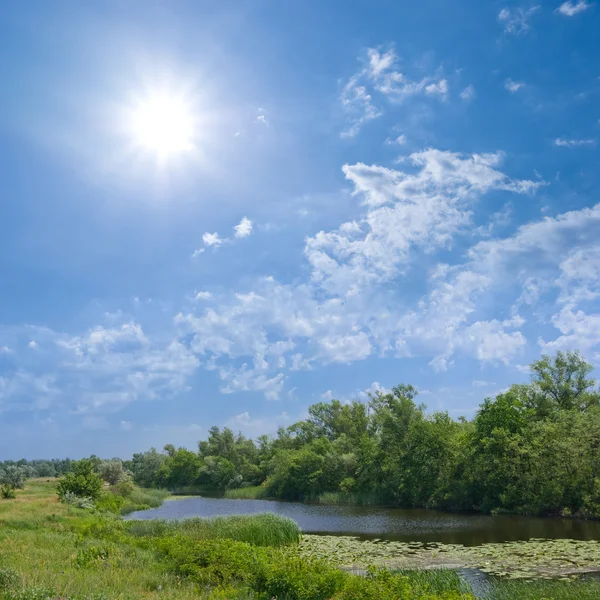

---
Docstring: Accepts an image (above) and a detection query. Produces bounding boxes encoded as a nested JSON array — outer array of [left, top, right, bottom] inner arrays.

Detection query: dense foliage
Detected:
[[57, 459, 104, 501], [129, 351, 600, 518]]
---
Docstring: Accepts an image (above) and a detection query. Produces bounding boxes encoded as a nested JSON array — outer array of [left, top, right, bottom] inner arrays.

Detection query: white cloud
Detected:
[[318, 332, 372, 363], [541, 308, 600, 354], [424, 79, 448, 96], [340, 47, 447, 137], [255, 109, 269, 127], [385, 134, 407, 145], [556, 247, 600, 306], [234, 217, 253, 239], [340, 78, 382, 138], [192, 248, 205, 258], [195, 291, 213, 301], [202, 232, 224, 247], [505, 79, 525, 92], [1, 346, 13, 354], [120, 420, 134, 431], [0, 321, 201, 415], [305, 149, 541, 295], [498, 6, 540, 34], [556, 0, 592, 16], [554, 137, 596, 147], [227, 411, 291, 436], [460, 85, 476, 101], [28, 340, 38, 350], [218, 364, 285, 400]]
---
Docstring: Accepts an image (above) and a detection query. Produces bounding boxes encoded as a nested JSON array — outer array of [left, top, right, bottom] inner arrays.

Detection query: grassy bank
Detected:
[[223, 486, 271, 500], [0, 479, 475, 599]]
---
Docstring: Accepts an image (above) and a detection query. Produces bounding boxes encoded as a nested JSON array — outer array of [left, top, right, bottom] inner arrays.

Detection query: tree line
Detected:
[[4, 350, 600, 518]]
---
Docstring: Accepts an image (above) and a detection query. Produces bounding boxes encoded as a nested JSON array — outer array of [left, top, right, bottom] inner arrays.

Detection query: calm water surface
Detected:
[[126, 497, 600, 545]]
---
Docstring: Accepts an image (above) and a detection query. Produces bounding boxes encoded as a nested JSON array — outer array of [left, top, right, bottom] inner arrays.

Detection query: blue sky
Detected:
[[1, 0, 599, 459]]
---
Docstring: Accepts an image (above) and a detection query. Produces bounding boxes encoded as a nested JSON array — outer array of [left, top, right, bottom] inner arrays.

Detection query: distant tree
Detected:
[[158, 448, 203, 489], [97, 459, 129, 485], [0, 466, 26, 499], [130, 448, 166, 488], [57, 459, 103, 500]]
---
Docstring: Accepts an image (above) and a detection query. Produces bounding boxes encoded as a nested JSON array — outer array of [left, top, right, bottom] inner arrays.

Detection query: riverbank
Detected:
[[0, 479, 475, 599]]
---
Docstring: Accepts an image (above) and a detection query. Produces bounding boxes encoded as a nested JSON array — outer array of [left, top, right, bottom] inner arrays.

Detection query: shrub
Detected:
[[1, 484, 17, 499], [97, 460, 131, 485], [260, 555, 346, 600], [61, 491, 95, 509], [94, 492, 125, 513], [57, 459, 103, 501]]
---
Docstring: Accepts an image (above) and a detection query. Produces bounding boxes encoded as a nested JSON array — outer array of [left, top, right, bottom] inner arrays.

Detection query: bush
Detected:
[[57, 459, 103, 501], [61, 491, 95, 509], [94, 492, 125, 513], [1, 484, 17, 499]]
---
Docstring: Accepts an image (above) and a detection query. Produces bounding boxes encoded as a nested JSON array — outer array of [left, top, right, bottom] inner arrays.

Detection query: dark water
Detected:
[[126, 497, 600, 545]]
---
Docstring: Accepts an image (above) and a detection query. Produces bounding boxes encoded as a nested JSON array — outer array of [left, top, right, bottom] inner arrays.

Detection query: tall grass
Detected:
[[120, 487, 169, 515], [312, 491, 383, 506], [486, 576, 600, 600], [223, 486, 270, 500], [127, 513, 301, 546]]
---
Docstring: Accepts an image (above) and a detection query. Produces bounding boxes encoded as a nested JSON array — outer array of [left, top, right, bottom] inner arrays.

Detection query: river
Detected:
[[125, 496, 600, 545]]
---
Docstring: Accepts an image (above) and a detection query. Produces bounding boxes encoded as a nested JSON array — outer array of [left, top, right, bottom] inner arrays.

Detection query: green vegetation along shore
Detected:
[[3, 480, 600, 598], [0, 479, 478, 599], [133, 351, 600, 519], [4, 351, 600, 521]]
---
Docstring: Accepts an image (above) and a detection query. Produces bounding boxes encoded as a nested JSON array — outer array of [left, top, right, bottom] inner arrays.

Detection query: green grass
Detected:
[[485, 576, 600, 599], [119, 487, 169, 515], [127, 513, 301, 546], [223, 486, 271, 500], [394, 569, 471, 595]]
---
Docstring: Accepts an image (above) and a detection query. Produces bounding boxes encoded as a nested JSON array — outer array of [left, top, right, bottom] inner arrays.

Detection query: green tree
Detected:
[[57, 459, 103, 500]]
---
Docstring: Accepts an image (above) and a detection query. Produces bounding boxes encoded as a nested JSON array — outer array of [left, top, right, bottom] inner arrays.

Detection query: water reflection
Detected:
[[126, 497, 600, 546]]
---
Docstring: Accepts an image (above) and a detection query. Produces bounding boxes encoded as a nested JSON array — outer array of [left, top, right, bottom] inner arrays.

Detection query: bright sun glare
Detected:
[[130, 92, 196, 158]]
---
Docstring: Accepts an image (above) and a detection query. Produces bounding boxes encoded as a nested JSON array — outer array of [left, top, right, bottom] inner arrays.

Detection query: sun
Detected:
[[129, 92, 196, 158]]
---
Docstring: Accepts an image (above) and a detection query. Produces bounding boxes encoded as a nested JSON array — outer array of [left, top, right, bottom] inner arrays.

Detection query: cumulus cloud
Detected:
[[556, 0, 592, 16], [195, 291, 213, 301], [234, 217, 253, 239], [498, 6, 540, 34], [505, 79, 525, 92], [305, 149, 541, 295], [202, 232, 224, 247]]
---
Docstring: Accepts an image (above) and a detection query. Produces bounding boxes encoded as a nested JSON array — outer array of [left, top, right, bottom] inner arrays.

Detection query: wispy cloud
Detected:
[[498, 6, 540, 34], [553, 137, 596, 147], [340, 47, 447, 137], [460, 85, 476, 101], [385, 134, 407, 145], [505, 78, 525, 92], [556, 0, 592, 16], [255, 108, 269, 126]]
